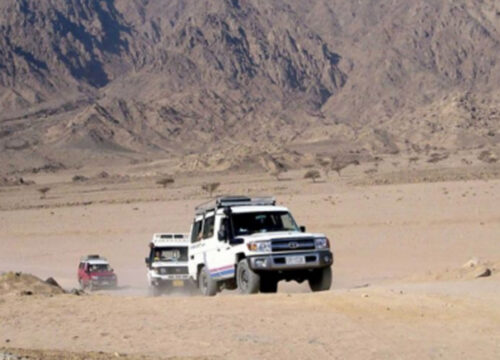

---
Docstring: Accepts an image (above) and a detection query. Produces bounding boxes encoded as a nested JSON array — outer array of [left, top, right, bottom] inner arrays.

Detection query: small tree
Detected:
[[317, 157, 332, 178], [270, 168, 287, 181], [157, 177, 175, 188], [304, 170, 321, 183], [202, 182, 220, 197], [38, 187, 51, 199], [331, 159, 351, 176], [408, 156, 419, 167]]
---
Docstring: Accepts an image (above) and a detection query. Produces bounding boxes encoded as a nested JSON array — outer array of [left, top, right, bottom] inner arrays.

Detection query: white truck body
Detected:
[[188, 196, 333, 295], [145, 233, 191, 295]]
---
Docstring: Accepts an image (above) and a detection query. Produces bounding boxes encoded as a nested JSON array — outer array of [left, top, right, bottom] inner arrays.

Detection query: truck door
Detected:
[[204, 214, 235, 280], [188, 216, 205, 280]]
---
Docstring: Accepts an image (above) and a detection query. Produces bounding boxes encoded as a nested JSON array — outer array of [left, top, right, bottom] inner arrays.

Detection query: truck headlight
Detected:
[[315, 237, 330, 249], [247, 241, 272, 252]]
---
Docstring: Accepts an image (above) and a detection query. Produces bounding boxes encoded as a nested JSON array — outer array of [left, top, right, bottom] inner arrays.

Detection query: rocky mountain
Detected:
[[0, 0, 499, 173]]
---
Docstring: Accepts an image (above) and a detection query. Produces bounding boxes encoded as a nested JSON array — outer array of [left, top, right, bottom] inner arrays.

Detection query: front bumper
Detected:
[[248, 250, 333, 271], [91, 278, 117, 288], [150, 274, 191, 282]]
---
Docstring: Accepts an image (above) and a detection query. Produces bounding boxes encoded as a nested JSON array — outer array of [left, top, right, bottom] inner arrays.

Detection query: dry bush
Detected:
[[331, 157, 359, 176], [427, 152, 449, 163], [72, 175, 89, 182], [157, 177, 175, 188], [270, 168, 287, 181], [304, 170, 321, 183], [38, 187, 51, 199], [478, 150, 497, 164], [202, 182, 220, 197], [408, 156, 419, 166], [316, 156, 332, 178]]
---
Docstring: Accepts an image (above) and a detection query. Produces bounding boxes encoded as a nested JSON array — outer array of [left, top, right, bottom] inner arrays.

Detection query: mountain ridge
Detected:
[[0, 0, 499, 173]]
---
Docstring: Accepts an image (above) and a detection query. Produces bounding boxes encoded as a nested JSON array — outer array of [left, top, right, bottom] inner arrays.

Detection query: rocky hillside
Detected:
[[0, 0, 499, 173]]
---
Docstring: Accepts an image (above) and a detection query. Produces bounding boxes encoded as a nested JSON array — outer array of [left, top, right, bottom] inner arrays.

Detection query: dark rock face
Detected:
[[0, 0, 499, 171]]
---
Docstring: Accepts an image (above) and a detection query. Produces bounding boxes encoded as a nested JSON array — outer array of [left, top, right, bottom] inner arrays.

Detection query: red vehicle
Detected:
[[78, 255, 118, 291]]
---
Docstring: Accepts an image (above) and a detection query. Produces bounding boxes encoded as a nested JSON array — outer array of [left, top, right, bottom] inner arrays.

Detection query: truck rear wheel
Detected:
[[199, 266, 218, 296], [260, 277, 278, 293], [308, 267, 332, 292], [236, 259, 260, 294]]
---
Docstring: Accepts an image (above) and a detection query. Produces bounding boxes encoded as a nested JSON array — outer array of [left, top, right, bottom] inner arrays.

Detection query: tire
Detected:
[[198, 266, 218, 296], [260, 277, 278, 293], [308, 267, 332, 292], [236, 259, 260, 294]]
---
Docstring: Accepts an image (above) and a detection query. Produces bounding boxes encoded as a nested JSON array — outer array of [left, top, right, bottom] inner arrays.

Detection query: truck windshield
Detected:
[[152, 247, 188, 262], [232, 211, 299, 236], [89, 264, 109, 272]]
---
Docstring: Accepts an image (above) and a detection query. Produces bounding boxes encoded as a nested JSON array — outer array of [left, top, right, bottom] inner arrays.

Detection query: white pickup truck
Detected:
[[188, 196, 333, 295], [145, 233, 191, 296]]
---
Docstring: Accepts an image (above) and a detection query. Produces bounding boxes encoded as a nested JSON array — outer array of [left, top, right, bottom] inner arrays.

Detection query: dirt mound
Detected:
[[0, 272, 65, 297], [411, 259, 499, 282]]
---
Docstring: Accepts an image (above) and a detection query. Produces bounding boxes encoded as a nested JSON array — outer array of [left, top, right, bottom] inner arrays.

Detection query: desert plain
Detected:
[[0, 156, 499, 360]]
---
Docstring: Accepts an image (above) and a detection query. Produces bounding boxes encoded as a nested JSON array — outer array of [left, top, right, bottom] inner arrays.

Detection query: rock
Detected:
[[473, 266, 492, 278], [463, 257, 480, 268], [362, 293, 369, 298], [69, 288, 84, 296], [45, 277, 61, 288]]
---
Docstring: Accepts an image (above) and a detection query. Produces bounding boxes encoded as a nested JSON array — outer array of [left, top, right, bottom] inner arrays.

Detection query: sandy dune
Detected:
[[1, 168, 499, 359]]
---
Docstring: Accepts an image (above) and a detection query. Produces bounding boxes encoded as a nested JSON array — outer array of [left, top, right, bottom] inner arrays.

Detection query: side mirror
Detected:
[[300, 226, 306, 233], [229, 237, 244, 245], [218, 229, 227, 241]]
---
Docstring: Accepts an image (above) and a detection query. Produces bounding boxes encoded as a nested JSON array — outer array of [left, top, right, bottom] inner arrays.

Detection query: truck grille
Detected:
[[159, 266, 188, 275], [271, 238, 315, 252]]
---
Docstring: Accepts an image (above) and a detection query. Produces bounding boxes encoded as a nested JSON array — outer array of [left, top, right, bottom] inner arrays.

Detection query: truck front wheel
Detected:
[[308, 267, 332, 292], [199, 266, 218, 296], [236, 259, 260, 294]]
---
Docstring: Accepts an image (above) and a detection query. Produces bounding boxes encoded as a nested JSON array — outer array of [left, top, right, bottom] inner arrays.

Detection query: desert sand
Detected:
[[1, 162, 499, 359]]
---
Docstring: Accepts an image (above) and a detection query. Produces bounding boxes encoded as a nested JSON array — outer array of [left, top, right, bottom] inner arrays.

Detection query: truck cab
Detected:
[[145, 233, 191, 296], [188, 196, 333, 296]]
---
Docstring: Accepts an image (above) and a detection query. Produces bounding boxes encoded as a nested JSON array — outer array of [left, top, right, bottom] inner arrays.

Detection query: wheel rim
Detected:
[[240, 268, 248, 290]]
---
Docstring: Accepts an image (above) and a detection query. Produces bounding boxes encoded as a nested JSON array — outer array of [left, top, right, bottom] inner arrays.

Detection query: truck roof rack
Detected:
[[195, 196, 276, 215], [80, 254, 107, 262], [151, 233, 190, 244]]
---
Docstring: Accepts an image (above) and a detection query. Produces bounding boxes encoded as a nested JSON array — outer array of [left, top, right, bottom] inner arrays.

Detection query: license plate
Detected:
[[286, 256, 305, 265], [101, 281, 109, 285], [172, 280, 184, 287]]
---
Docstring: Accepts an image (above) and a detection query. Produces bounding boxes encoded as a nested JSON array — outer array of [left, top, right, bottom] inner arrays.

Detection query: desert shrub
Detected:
[[201, 182, 220, 197], [96, 171, 110, 178], [38, 187, 51, 199], [72, 175, 89, 182], [304, 170, 321, 183], [427, 152, 449, 163], [157, 177, 175, 188], [478, 150, 497, 164], [270, 168, 287, 181], [316, 157, 332, 178], [408, 156, 419, 166]]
